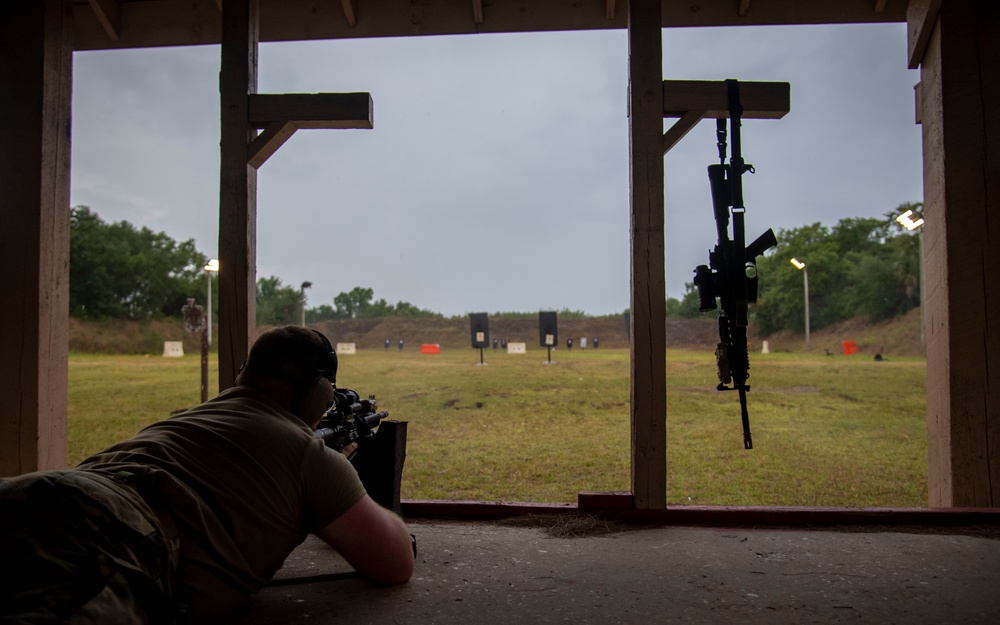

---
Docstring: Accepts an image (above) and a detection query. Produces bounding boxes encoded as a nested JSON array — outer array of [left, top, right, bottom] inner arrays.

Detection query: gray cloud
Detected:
[[70, 24, 921, 317]]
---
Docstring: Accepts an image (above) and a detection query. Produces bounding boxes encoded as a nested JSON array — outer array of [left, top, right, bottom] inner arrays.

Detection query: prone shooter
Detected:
[[692, 79, 777, 450]]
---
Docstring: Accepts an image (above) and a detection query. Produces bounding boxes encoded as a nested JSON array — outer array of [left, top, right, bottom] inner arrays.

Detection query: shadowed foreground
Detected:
[[232, 519, 998, 624]]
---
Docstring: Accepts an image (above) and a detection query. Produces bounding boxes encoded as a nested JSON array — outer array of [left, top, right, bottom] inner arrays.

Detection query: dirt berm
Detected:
[[310, 315, 716, 352], [309, 307, 924, 358], [70, 308, 923, 358]]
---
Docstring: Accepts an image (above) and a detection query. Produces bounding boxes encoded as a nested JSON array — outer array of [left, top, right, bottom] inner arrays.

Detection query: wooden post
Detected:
[[628, 0, 666, 510], [0, 0, 72, 476], [201, 324, 210, 403], [914, 0, 1000, 507], [218, 0, 259, 390]]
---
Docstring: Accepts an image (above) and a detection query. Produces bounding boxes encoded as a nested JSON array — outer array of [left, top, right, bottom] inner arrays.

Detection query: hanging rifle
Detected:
[[692, 79, 777, 450]]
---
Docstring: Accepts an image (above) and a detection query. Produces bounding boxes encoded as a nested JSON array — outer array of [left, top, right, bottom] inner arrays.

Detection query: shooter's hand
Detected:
[[339, 442, 359, 458]]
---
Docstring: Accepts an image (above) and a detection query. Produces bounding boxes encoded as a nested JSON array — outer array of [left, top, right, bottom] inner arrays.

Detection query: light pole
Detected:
[[896, 209, 925, 344], [300, 281, 312, 326], [790, 258, 809, 346], [205, 259, 220, 346]]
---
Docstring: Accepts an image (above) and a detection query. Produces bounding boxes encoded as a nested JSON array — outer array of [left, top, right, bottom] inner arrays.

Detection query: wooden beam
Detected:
[[0, 0, 73, 475], [248, 92, 373, 129], [663, 80, 790, 120], [628, 0, 666, 511], [662, 110, 704, 155], [218, 0, 259, 390], [906, 0, 942, 69], [739, 0, 752, 18], [472, 0, 483, 25], [87, 0, 120, 41], [874, 0, 888, 13], [606, 0, 616, 20], [340, 0, 356, 26]]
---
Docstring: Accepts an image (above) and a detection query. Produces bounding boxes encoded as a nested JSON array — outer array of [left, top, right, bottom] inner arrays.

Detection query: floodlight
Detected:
[[896, 209, 925, 231]]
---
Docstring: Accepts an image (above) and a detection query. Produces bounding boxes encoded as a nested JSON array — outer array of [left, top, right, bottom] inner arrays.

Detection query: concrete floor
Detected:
[[231, 518, 1000, 625]]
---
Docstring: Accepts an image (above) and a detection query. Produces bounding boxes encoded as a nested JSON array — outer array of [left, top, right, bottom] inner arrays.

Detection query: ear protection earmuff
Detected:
[[311, 329, 338, 386]]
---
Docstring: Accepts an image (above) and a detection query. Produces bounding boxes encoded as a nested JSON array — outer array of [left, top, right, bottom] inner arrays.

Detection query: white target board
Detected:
[[336, 342, 357, 354], [507, 342, 527, 354]]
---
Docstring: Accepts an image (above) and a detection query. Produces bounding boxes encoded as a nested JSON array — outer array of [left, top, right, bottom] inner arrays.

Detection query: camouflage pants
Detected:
[[0, 471, 176, 625]]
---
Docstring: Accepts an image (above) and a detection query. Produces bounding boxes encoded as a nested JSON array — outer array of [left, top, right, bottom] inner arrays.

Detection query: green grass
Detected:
[[68, 348, 927, 507]]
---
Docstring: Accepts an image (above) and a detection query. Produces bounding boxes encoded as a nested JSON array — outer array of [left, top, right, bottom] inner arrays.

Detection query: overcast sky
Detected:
[[70, 23, 922, 318]]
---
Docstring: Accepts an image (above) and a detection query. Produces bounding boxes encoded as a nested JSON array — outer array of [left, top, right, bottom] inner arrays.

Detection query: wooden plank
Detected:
[[628, 0, 666, 511], [70, 0, 910, 51], [402, 500, 1000, 526], [906, 0, 943, 69], [0, 0, 72, 475], [248, 92, 373, 129], [663, 80, 790, 120], [218, 0, 259, 390], [921, 0, 1000, 507], [578, 491, 633, 510], [87, 0, 120, 41]]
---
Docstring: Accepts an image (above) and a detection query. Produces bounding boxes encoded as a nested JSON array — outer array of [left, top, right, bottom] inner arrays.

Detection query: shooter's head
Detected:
[[238, 326, 338, 425]]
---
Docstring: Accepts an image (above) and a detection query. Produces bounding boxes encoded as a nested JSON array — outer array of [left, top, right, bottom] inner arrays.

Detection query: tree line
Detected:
[[667, 202, 924, 335], [69, 206, 438, 325], [70, 203, 922, 333]]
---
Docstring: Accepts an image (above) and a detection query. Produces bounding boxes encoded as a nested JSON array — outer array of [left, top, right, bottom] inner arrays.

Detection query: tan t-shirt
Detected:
[[78, 386, 366, 620]]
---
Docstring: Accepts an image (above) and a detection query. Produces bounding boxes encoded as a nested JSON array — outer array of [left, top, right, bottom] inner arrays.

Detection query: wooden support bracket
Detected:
[[662, 110, 705, 155], [341, 0, 357, 26], [88, 0, 121, 41], [248, 121, 297, 169], [661, 80, 790, 154], [246, 92, 373, 168]]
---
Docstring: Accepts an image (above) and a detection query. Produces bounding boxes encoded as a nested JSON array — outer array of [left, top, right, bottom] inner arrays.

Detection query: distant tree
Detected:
[[754, 203, 923, 335], [391, 300, 439, 318], [70, 206, 206, 319], [256, 276, 303, 325], [305, 287, 440, 321], [331, 286, 374, 318], [305, 304, 337, 323], [666, 283, 702, 318]]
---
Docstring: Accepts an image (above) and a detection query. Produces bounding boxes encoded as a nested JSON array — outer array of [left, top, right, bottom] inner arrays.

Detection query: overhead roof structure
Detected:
[[71, 0, 910, 50], [2, 0, 997, 512]]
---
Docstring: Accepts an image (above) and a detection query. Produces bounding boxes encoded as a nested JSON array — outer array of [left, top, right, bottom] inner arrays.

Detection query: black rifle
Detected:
[[692, 79, 777, 450], [315, 388, 388, 456]]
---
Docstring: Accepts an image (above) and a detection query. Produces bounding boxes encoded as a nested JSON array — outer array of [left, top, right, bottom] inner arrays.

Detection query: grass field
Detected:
[[68, 347, 927, 507]]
